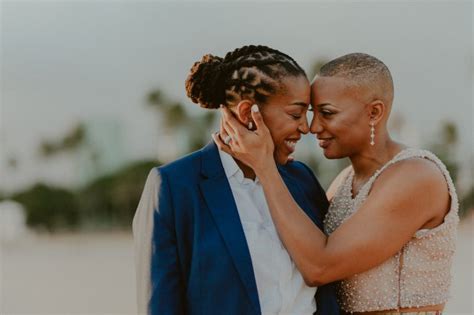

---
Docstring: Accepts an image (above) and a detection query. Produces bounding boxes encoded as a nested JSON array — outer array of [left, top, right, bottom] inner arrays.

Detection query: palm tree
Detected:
[[39, 123, 86, 157], [146, 88, 217, 157]]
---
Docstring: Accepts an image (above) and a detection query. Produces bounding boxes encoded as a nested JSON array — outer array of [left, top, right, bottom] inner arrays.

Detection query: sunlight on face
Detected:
[[261, 75, 311, 164], [310, 76, 372, 159]]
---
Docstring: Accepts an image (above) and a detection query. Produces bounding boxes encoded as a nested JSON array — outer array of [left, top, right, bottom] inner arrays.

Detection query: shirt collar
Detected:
[[216, 139, 259, 185]]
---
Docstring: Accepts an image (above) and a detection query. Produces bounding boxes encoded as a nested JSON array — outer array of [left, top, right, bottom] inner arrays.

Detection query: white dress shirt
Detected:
[[218, 149, 317, 315]]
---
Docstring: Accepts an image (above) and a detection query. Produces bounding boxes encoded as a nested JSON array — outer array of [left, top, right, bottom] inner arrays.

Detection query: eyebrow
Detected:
[[290, 101, 309, 107], [315, 103, 332, 108]]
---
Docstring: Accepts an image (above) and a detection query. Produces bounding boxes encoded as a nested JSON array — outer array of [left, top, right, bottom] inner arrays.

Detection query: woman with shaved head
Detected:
[[215, 53, 458, 314]]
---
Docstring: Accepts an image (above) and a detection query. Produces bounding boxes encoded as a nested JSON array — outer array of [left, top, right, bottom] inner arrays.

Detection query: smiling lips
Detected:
[[284, 137, 332, 153], [318, 137, 334, 148], [284, 139, 298, 153]]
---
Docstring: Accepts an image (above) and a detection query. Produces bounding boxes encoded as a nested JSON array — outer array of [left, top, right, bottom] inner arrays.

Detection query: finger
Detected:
[[219, 105, 237, 134], [212, 133, 233, 155], [219, 118, 229, 141], [220, 105, 248, 135], [220, 118, 238, 147], [250, 104, 267, 132], [222, 116, 238, 141]]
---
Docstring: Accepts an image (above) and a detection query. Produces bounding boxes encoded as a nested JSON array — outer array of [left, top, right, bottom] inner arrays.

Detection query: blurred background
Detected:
[[0, 1, 472, 314]]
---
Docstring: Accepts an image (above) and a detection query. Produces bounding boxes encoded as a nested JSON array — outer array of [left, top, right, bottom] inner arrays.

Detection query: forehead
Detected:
[[278, 75, 310, 102], [312, 76, 351, 95], [311, 76, 366, 103]]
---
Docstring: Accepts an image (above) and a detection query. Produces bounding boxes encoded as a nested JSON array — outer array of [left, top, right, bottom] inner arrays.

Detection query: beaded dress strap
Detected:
[[358, 148, 459, 231]]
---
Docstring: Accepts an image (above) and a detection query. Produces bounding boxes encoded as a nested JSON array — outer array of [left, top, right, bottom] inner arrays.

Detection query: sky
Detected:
[[1, 0, 472, 192]]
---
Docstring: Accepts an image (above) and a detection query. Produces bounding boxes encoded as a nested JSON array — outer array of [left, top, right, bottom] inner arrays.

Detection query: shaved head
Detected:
[[317, 53, 394, 108]]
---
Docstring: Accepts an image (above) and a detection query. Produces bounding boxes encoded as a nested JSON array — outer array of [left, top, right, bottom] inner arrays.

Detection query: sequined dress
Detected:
[[323, 148, 459, 312]]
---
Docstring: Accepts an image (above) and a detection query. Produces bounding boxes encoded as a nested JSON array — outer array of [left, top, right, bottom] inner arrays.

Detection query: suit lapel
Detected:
[[199, 142, 261, 314], [278, 166, 322, 228]]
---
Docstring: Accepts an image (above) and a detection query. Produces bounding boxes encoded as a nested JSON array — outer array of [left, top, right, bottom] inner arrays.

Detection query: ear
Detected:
[[366, 100, 385, 125], [235, 100, 254, 124]]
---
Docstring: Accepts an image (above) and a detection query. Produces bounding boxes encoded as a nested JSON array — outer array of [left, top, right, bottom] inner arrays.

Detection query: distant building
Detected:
[[0, 200, 28, 242]]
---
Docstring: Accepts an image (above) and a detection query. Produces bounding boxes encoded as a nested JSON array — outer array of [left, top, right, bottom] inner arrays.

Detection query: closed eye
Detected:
[[319, 109, 334, 117], [290, 114, 302, 120]]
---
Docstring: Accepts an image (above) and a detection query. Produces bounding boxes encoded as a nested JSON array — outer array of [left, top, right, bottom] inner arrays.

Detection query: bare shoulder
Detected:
[[327, 166, 352, 201], [375, 157, 447, 191], [369, 158, 450, 224]]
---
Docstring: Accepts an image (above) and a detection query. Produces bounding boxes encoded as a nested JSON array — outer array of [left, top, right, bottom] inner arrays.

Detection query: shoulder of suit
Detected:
[[282, 160, 314, 179], [158, 148, 203, 176]]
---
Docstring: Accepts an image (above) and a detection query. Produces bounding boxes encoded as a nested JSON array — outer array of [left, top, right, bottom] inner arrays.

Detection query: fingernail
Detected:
[[251, 104, 259, 112]]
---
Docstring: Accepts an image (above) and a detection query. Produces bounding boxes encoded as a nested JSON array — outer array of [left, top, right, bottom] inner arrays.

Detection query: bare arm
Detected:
[[255, 159, 447, 285], [215, 106, 449, 286]]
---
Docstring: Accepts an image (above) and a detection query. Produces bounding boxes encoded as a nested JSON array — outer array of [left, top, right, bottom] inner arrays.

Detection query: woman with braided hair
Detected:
[[133, 45, 340, 315], [216, 53, 458, 315]]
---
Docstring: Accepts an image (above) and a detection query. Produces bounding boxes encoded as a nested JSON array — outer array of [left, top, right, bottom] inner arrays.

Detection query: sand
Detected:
[[1, 216, 472, 314]]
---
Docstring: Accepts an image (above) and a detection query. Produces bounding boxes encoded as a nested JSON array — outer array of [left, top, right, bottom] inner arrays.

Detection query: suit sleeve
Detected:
[[132, 168, 185, 315]]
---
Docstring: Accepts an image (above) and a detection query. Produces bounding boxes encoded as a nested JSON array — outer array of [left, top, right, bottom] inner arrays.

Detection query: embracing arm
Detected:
[[215, 106, 448, 287], [255, 158, 447, 286], [132, 168, 185, 315]]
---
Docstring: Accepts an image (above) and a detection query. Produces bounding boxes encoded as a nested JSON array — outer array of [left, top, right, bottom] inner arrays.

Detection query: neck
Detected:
[[349, 132, 405, 179], [234, 158, 257, 180]]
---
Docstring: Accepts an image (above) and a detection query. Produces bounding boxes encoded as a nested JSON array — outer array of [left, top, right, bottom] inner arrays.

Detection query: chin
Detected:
[[322, 148, 345, 160]]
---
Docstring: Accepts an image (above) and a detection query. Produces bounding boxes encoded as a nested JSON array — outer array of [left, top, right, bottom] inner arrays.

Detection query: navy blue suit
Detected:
[[133, 142, 339, 315]]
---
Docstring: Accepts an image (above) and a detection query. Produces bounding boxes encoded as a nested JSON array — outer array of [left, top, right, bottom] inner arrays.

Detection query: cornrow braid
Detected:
[[185, 45, 306, 109], [223, 45, 302, 70]]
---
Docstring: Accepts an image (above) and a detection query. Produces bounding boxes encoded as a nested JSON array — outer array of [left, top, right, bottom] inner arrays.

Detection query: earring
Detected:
[[248, 121, 253, 130], [370, 121, 375, 146]]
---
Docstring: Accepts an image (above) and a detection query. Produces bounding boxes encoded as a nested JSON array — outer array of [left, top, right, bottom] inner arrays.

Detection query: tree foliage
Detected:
[[147, 88, 217, 155], [6, 159, 160, 232], [78, 159, 159, 229], [11, 184, 80, 232], [39, 123, 86, 157]]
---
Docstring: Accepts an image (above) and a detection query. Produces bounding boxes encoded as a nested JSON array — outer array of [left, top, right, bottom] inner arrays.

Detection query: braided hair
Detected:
[[185, 45, 306, 109]]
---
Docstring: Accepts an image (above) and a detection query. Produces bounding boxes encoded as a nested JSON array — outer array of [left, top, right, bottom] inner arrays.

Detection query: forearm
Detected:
[[256, 164, 331, 285]]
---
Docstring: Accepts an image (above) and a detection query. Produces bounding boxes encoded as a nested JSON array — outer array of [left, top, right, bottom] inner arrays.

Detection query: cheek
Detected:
[[334, 118, 367, 144], [265, 116, 293, 140], [331, 111, 359, 130], [261, 110, 279, 133], [265, 122, 280, 143], [334, 119, 353, 134], [270, 123, 296, 156], [270, 127, 289, 147]]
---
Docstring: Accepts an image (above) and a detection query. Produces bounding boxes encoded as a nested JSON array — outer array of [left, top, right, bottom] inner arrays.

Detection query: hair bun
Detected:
[[185, 54, 225, 109]]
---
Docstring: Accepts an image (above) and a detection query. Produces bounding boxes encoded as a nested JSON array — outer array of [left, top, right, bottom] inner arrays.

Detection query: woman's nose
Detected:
[[298, 117, 310, 134], [310, 114, 323, 134]]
